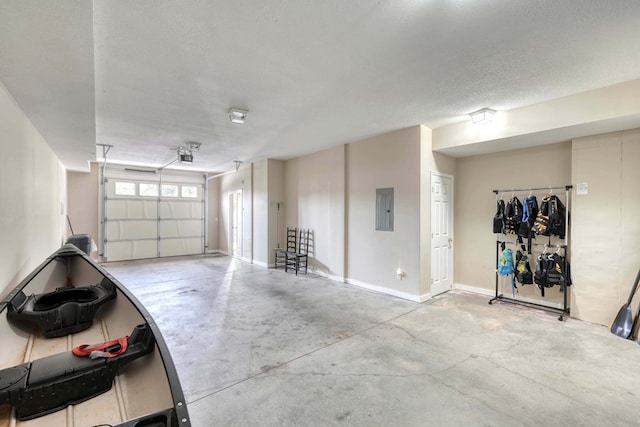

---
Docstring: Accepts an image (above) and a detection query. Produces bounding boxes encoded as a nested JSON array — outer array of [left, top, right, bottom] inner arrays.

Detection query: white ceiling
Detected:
[[2, 1, 640, 172]]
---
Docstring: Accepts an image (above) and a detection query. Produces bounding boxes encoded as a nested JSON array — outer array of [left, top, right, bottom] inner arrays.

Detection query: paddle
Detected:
[[632, 300, 640, 343], [611, 268, 640, 338]]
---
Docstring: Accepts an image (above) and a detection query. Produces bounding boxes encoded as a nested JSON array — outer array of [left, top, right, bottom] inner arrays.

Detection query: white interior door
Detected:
[[431, 172, 454, 296], [230, 190, 242, 258]]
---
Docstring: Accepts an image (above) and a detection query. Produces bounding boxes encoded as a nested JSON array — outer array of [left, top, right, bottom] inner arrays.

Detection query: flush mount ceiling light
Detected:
[[469, 108, 496, 125], [228, 108, 248, 124]]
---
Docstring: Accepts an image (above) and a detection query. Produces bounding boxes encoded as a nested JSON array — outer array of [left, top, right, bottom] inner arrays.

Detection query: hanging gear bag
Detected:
[[498, 247, 515, 276], [534, 251, 572, 297], [504, 197, 523, 235], [493, 199, 506, 234], [532, 196, 550, 236], [534, 253, 550, 296], [515, 250, 533, 285], [547, 195, 566, 238], [518, 195, 538, 238]]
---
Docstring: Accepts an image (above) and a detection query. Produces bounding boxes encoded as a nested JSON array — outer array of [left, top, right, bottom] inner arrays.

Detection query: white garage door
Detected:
[[101, 167, 206, 262]]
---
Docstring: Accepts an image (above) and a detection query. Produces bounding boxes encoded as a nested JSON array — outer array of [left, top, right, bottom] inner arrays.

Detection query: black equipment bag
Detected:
[[504, 197, 523, 235], [547, 195, 566, 238], [493, 199, 505, 234], [515, 250, 533, 285], [532, 196, 550, 236], [518, 195, 538, 239], [534, 251, 572, 297]]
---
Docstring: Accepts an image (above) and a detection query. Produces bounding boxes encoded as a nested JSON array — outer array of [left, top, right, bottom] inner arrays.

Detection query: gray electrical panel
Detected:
[[375, 188, 394, 231]]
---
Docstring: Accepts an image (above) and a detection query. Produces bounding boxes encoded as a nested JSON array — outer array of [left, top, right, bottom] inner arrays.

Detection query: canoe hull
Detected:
[[0, 244, 190, 426]]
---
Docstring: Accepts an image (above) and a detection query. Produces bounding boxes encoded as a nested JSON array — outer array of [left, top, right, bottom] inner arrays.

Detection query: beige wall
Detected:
[[218, 164, 253, 259], [419, 126, 457, 297], [571, 130, 640, 325], [281, 126, 456, 301], [206, 174, 220, 251], [346, 127, 421, 298], [454, 142, 572, 307], [284, 145, 345, 278], [252, 160, 269, 266], [211, 159, 283, 265], [267, 159, 285, 259], [433, 79, 640, 155], [67, 162, 99, 243], [0, 79, 66, 295]]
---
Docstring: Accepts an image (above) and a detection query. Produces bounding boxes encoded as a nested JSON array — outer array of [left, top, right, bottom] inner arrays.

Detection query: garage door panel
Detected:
[[108, 200, 157, 219], [106, 220, 157, 240], [160, 219, 202, 238], [159, 202, 202, 219], [107, 241, 158, 262], [160, 238, 202, 257]]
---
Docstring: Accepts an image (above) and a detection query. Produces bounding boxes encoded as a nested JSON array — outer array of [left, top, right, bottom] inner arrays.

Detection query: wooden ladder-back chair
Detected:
[[285, 229, 309, 275], [274, 227, 297, 269]]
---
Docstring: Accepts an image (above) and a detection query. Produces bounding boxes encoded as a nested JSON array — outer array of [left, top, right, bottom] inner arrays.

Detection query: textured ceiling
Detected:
[[2, 1, 640, 172]]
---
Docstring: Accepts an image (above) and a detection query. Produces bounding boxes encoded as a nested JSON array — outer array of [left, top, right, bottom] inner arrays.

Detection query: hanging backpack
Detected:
[[545, 253, 566, 287], [515, 250, 533, 285], [547, 252, 572, 286], [547, 195, 566, 238], [518, 195, 538, 238], [493, 199, 505, 234], [498, 248, 515, 276], [532, 196, 550, 236], [534, 253, 550, 296], [504, 197, 523, 235]]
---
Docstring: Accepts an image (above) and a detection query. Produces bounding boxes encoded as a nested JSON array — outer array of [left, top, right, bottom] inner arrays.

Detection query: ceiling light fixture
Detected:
[[469, 108, 496, 125], [228, 108, 248, 124]]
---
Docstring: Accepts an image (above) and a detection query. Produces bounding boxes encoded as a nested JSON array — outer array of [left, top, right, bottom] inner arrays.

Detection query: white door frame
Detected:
[[430, 171, 454, 296]]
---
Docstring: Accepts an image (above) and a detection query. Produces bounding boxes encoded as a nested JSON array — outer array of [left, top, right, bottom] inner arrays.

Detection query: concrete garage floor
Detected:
[[103, 255, 640, 426]]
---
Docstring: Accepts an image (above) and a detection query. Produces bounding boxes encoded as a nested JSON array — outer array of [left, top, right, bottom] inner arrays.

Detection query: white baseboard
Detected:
[[345, 278, 423, 303], [453, 283, 495, 297], [310, 268, 345, 283], [418, 293, 431, 303], [206, 249, 228, 255], [453, 283, 564, 309], [240, 256, 252, 264], [253, 259, 269, 268]]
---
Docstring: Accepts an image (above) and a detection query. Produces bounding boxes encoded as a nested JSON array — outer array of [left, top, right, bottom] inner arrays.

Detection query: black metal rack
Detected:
[[488, 185, 572, 321]]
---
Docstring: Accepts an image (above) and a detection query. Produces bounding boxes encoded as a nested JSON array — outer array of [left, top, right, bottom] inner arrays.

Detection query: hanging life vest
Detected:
[[518, 195, 538, 238], [504, 197, 523, 235], [498, 248, 515, 276], [547, 195, 566, 238], [493, 199, 506, 234], [515, 250, 533, 284]]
